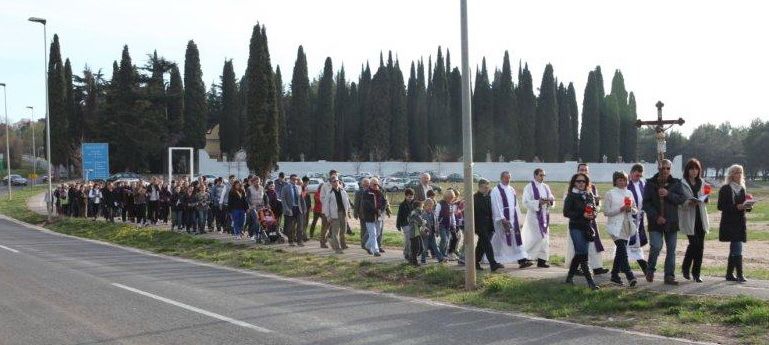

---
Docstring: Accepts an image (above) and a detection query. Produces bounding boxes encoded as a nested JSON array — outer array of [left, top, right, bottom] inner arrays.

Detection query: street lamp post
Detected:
[[0, 83, 11, 200], [28, 16, 53, 221], [459, 0, 476, 290], [26, 106, 36, 184]]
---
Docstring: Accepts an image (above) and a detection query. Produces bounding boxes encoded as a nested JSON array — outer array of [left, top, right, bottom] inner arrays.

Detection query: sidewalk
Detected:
[[26, 192, 769, 300]]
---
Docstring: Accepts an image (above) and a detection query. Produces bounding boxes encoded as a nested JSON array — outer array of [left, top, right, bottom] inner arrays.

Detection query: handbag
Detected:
[[620, 215, 637, 239]]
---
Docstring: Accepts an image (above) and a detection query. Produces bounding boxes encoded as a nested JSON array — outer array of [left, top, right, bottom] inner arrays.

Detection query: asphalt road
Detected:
[[0, 217, 704, 345]]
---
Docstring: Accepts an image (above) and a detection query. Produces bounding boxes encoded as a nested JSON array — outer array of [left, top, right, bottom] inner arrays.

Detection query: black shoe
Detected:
[[490, 263, 505, 272], [693, 276, 703, 283], [593, 267, 609, 275], [581, 259, 600, 290], [519, 260, 533, 269], [682, 267, 691, 280], [379, 249, 385, 253], [736, 255, 747, 283], [537, 259, 550, 268], [726, 256, 738, 281], [475, 264, 484, 271], [565, 256, 580, 284], [610, 275, 624, 286]]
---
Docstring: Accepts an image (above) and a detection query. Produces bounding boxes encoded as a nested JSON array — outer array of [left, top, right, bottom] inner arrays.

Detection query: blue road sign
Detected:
[[81, 143, 109, 180]]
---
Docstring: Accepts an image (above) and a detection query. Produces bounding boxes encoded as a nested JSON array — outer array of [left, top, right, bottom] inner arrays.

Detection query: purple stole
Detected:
[[498, 184, 522, 246], [588, 184, 605, 252], [628, 181, 648, 246], [530, 181, 551, 238]]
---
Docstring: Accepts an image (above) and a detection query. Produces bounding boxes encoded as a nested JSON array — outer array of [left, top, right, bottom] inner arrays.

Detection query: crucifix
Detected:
[[635, 101, 685, 162], [635, 101, 685, 219]]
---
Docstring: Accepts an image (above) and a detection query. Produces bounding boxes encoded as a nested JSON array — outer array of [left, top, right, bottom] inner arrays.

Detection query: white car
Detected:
[[305, 178, 325, 193], [383, 177, 407, 192], [341, 177, 359, 192]]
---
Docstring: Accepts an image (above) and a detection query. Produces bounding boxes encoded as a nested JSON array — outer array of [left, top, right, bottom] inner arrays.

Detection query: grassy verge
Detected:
[[2, 190, 769, 344]]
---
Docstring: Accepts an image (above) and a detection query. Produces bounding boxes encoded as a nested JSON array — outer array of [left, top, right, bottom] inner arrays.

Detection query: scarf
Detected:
[[530, 181, 551, 238]]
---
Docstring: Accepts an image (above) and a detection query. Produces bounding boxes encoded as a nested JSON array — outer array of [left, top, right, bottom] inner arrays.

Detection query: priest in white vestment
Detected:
[[490, 171, 533, 268], [522, 169, 555, 268]]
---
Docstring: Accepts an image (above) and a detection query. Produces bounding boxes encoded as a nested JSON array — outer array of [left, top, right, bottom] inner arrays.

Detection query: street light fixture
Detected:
[[26, 106, 36, 184], [28, 16, 53, 221], [0, 83, 11, 199]]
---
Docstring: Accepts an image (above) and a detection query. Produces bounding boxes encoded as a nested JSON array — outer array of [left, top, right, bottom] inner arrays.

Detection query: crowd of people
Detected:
[[48, 160, 754, 290]]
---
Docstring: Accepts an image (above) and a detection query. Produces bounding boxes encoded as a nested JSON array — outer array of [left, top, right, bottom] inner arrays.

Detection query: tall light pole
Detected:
[[460, 0, 476, 290], [0, 83, 11, 199], [26, 106, 36, 183], [29, 16, 53, 221]]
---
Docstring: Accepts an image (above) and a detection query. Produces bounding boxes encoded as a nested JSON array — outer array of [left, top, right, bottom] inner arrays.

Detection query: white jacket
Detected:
[[603, 187, 638, 240], [322, 187, 350, 220]]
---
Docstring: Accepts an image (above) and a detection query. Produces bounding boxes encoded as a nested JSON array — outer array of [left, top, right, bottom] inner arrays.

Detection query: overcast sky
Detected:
[[1, 0, 766, 135]]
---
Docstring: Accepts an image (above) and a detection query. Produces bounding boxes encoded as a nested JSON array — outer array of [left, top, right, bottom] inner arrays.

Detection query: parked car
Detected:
[[341, 176, 360, 192], [2, 174, 28, 186], [107, 172, 145, 186], [404, 179, 442, 193], [305, 178, 325, 193], [446, 173, 463, 182], [383, 177, 407, 192], [305, 172, 325, 179], [195, 174, 218, 182]]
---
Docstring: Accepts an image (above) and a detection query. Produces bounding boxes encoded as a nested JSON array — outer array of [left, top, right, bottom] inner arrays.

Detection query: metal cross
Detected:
[[635, 101, 685, 162]]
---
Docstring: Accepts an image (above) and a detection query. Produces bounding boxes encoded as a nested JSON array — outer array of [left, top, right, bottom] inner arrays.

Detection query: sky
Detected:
[[1, 0, 767, 136]]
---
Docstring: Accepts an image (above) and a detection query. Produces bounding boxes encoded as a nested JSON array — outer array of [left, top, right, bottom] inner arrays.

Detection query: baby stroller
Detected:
[[255, 207, 285, 245]]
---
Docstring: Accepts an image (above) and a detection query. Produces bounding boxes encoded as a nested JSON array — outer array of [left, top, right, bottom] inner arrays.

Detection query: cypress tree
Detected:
[[47, 34, 69, 171], [492, 51, 519, 161], [244, 24, 280, 177], [535, 64, 559, 162], [356, 63, 372, 159], [220, 59, 240, 157], [516, 63, 536, 161], [111, 45, 141, 171], [167, 64, 184, 146], [390, 59, 408, 159], [142, 51, 170, 172], [567, 82, 579, 159], [64, 58, 77, 167], [602, 94, 621, 162], [316, 57, 335, 160], [415, 60, 429, 161], [472, 59, 494, 160], [627, 92, 638, 161], [407, 62, 420, 160], [610, 70, 634, 162], [557, 82, 572, 161], [275, 66, 287, 161], [345, 81, 359, 160], [428, 47, 450, 159], [365, 62, 391, 160], [289, 46, 311, 161], [206, 83, 222, 130], [579, 71, 601, 162], [448, 67, 462, 157], [182, 40, 207, 149]]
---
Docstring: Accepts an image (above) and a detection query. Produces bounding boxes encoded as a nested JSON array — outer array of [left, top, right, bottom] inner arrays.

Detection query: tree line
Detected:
[[41, 23, 655, 176]]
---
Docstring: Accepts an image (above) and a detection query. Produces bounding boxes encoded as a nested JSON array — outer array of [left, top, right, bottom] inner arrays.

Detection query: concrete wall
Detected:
[[199, 151, 683, 182]]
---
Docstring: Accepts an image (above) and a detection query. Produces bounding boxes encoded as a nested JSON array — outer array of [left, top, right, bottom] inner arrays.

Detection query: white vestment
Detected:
[[626, 180, 646, 261], [522, 181, 553, 261], [490, 183, 529, 263]]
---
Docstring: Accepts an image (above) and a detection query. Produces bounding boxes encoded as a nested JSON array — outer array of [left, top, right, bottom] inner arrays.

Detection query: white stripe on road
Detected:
[[111, 283, 272, 333], [0, 244, 19, 253]]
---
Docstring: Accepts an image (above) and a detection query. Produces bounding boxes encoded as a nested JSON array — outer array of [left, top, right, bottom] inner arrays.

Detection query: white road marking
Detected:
[[111, 283, 271, 333], [0, 244, 19, 253]]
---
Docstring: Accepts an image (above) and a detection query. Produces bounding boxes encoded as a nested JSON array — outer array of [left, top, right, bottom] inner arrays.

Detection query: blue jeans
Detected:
[[196, 209, 208, 233], [648, 230, 678, 277], [230, 209, 245, 236], [365, 222, 380, 253], [570, 228, 589, 256], [422, 233, 443, 262], [438, 226, 451, 258], [729, 241, 743, 257]]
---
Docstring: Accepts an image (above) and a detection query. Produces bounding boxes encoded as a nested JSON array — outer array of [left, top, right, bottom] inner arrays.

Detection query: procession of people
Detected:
[[48, 160, 755, 291]]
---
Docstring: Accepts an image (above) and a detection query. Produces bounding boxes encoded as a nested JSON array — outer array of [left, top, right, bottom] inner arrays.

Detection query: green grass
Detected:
[[3, 189, 769, 344]]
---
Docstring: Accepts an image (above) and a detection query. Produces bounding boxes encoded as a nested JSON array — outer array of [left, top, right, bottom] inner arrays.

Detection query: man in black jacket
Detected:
[[474, 179, 504, 272], [643, 159, 687, 285]]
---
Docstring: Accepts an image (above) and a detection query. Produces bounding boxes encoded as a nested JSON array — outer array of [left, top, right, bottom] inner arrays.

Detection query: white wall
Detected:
[[199, 151, 683, 183]]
